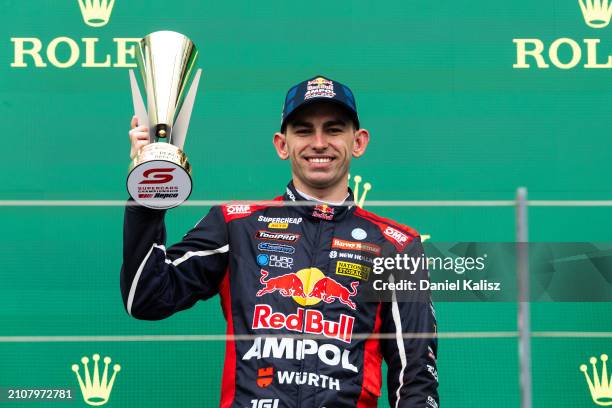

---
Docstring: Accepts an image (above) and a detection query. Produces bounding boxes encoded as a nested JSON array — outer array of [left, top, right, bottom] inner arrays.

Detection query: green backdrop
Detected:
[[1, 0, 611, 407]]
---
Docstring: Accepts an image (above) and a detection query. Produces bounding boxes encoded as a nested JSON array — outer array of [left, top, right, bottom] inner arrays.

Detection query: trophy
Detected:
[[126, 31, 202, 209]]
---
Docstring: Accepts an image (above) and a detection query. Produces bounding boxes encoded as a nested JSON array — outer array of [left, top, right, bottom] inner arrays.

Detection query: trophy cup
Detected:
[[126, 31, 202, 209]]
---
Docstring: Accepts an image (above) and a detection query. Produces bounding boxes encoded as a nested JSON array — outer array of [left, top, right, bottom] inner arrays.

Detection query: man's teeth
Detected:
[[308, 157, 332, 163]]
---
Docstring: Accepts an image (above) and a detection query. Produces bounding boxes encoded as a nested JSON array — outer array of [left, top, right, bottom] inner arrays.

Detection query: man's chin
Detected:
[[301, 173, 344, 190]]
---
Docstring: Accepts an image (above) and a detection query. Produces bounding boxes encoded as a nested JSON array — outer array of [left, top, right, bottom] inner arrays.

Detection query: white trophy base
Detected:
[[126, 143, 192, 209]]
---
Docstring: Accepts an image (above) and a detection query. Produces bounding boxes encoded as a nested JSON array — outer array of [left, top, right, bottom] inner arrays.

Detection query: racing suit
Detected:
[[121, 181, 439, 408]]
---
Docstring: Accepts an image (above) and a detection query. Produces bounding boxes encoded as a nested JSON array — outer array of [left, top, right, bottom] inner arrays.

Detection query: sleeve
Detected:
[[380, 236, 439, 408], [120, 200, 229, 320]]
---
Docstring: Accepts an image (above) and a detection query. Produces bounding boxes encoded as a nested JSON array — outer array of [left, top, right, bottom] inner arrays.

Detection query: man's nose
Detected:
[[311, 130, 328, 149]]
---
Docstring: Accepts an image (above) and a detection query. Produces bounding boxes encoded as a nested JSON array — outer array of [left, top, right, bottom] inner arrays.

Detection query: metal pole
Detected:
[[516, 187, 531, 408]]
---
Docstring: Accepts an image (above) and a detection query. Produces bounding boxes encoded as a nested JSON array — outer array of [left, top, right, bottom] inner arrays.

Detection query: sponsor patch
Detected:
[[304, 77, 336, 100], [312, 204, 334, 220], [383, 225, 411, 251], [268, 222, 289, 229], [226, 204, 251, 215], [331, 238, 381, 256], [252, 304, 354, 343], [243, 337, 358, 373], [256, 230, 301, 243], [277, 370, 340, 391], [337, 251, 374, 264], [258, 242, 295, 254], [257, 367, 274, 388], [256, 269, 359, 310], [351, 228, 367, 240], [257, 254, 293, 269], [250, 399, 279, 408], [258, 215, 302, 224], [335, 261, 371, 281]]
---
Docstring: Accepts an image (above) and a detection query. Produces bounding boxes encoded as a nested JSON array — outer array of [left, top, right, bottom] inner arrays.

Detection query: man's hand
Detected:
[[129, 115, 150, 160]]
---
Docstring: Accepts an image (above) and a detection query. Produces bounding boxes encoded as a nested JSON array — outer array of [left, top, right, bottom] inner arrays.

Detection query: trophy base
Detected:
[[126, 143, 192, 209]]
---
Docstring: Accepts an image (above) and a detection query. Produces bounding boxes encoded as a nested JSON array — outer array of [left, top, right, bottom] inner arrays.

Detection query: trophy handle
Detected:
[[171, 68, 203, 150], [129, 69, 151, 141]]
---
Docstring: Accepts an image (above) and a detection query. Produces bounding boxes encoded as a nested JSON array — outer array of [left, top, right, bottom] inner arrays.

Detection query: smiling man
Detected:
[[121, 75, 439, 408]]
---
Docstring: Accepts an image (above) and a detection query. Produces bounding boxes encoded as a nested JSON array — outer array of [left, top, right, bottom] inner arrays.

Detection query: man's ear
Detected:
[[352, 128, 370, 158], [273, 132, 289, 160]]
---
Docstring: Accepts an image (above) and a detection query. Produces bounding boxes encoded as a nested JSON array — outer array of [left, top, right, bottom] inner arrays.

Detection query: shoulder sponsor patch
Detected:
[[221, 204, 252, 221], [331, 238, 382, 256], [256, 230, 301, 243], [383, 225, 412, 251], [335, 261, 371, 281]]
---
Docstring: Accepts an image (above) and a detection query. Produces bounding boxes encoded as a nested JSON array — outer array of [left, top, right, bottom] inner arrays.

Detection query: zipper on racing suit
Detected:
[[296, 217, 323, 408]]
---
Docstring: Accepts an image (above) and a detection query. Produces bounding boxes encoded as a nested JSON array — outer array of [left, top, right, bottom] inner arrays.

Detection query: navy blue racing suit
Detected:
[[120, 181, 439, 408]]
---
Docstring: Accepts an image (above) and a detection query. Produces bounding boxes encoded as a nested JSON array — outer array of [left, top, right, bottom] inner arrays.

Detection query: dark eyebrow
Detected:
[[290, 120, 314, 129], [324, 120, 347, 128]]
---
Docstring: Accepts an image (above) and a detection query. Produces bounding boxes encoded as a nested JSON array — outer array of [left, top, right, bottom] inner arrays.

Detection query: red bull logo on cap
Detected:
[[256, 268, 358, 310], [308, 77, 333, 87], [305, 77, 336, 100]]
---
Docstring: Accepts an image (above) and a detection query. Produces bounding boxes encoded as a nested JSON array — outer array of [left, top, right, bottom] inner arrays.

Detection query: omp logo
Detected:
[[78, 0, 115, 27], [513, 1, 611, 69], [71, 353, 120, 406], [580, 354, 612, 406], [138, 168, 174, 184], [10, 1, 139, 69], [384, 226, 410, 250], [226, 204, 251, 215]]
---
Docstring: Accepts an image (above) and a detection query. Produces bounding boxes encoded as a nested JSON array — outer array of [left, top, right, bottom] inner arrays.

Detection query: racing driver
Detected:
[[121, 75, 439, 408]]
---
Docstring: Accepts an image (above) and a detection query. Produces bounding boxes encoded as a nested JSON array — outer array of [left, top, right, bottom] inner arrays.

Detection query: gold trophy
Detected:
[[126, 31, 202, 209]]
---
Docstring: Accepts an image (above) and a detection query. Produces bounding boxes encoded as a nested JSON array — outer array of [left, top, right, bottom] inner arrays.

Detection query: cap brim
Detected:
[[281, 97, 359, 132]]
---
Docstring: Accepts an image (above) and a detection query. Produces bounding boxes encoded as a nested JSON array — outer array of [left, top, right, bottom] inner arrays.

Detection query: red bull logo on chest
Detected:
[[256, 268, 359, 310]]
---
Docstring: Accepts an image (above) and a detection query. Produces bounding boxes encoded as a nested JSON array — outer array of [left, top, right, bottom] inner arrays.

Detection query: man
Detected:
[[121, 75, 439, 407]]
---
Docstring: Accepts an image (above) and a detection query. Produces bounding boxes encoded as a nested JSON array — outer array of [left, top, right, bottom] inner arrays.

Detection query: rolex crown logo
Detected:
[[78, 0, 116, 27], [580, 354, 612, 406], [579, 0, 612, 28], [348, 174, 372, 208], [72, 354, 121, 406]]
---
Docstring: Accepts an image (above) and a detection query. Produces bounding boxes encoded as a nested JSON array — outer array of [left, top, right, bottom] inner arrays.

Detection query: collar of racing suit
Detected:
[[283, 180, 356, 222]]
